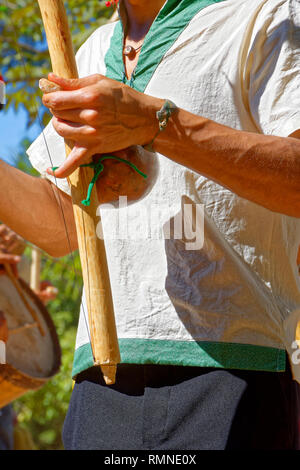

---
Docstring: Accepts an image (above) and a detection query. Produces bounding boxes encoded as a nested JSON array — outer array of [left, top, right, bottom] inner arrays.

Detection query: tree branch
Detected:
[[6, 77, 41, 84], [4, 35, 47, 54]]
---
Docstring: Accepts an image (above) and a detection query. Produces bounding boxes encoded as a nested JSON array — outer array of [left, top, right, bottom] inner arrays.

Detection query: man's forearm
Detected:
[[0, 159, 77, 256], [40, 75, 300, 217], [153, 107, 300, 217]]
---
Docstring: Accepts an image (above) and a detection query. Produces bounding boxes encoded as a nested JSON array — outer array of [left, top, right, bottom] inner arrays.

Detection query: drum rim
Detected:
[[0, 277, 62, 389]]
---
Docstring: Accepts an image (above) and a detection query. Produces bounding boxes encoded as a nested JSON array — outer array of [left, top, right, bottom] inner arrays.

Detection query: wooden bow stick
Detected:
[[37, 0, 120, 385], [30, 245, 42, 293]]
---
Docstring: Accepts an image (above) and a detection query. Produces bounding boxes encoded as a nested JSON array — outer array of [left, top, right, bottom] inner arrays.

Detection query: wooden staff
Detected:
[[37, 0, 120, 385]]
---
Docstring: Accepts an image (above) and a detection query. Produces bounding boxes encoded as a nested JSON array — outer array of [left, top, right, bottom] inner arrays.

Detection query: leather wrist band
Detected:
[[143, 99, 178, 153]]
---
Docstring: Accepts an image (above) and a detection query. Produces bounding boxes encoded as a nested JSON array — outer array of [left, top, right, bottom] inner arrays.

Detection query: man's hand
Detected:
[[0, 225, 24, 277], [0, 253, 20, 278], [0, 225, 25, 257], [42, 73, 161, 179], [36, 281, 58, 305], [0, 253, 21, 266]]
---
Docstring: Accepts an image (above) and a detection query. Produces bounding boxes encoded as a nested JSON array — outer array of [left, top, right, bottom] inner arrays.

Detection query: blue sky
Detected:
[[0, 105, 40, 166]]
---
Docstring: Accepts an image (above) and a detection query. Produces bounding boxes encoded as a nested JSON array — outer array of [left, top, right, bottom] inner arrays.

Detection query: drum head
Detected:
[[0, 275, 61, 379]]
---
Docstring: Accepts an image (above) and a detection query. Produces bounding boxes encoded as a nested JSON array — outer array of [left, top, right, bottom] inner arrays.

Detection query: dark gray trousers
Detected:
[[0, 406, 14, 450], [63, 362, 300, 450]]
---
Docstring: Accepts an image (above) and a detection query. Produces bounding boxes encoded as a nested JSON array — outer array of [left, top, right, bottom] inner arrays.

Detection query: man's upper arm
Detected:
[[291, 129, 300, 271], [289, 130, 300, 140]]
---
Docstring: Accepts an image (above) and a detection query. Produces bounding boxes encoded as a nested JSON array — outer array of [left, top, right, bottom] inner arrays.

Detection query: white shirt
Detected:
[[27, 0, 300, 380]]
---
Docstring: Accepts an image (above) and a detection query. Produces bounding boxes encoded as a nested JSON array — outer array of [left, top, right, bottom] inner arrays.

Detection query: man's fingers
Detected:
[[0, 225, 8, 237], [53, 117, 95, 140], [43, 88, 90, 111], [3, 232, 17, 246], [48, 73, 103, 91], [42, 76, 108, 111], [46, 146, 93, 179], [0, 235, 25, 256], [6, 240, 22, 254], [43, 75, 105, 110], [0, 225, 17, 244], [0, 254, 21, 264], [0, 258, 19, 277], [52, 109, 98, 125]]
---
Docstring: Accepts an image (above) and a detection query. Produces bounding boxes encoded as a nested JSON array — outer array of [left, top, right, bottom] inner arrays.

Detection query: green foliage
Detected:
[[1, 0, 112, 126], [7, 137, 40, 172]]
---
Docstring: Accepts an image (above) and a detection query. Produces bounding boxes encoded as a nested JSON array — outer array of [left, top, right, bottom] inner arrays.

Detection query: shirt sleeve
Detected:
[[26, 119, 71, 195], [245, 0, 300, 137]]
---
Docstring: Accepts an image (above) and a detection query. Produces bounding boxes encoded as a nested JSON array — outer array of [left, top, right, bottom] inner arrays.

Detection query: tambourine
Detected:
[[0, 274, 61, 408]]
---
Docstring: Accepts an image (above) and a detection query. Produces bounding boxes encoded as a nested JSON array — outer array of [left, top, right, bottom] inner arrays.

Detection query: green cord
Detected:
[[52, 154, 147, 207], [80, 161, 104, 206]]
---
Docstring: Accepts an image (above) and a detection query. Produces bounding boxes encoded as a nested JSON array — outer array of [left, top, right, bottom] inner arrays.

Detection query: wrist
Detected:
[[134, 91, 164, 147], [145, 99, 179, 152]]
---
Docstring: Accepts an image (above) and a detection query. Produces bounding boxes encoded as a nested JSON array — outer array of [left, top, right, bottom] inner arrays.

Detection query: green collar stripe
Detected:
[[105, 0, 226, 92]]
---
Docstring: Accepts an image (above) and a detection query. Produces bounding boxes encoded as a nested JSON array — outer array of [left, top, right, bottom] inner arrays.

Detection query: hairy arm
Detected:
[[0, 159, 77, 257]]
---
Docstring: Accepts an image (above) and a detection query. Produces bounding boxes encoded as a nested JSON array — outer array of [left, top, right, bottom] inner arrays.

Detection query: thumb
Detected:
[[48, 73, 103, 91], [46, 145, 93, 179]]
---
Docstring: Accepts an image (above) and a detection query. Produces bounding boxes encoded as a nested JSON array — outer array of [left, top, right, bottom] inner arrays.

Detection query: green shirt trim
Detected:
[[105, 0, 226, 92], [72, 339, 286, 378]]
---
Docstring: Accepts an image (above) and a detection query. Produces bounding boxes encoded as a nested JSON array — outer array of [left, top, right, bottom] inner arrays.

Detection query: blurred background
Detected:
[[0, 0, 113, 450]]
